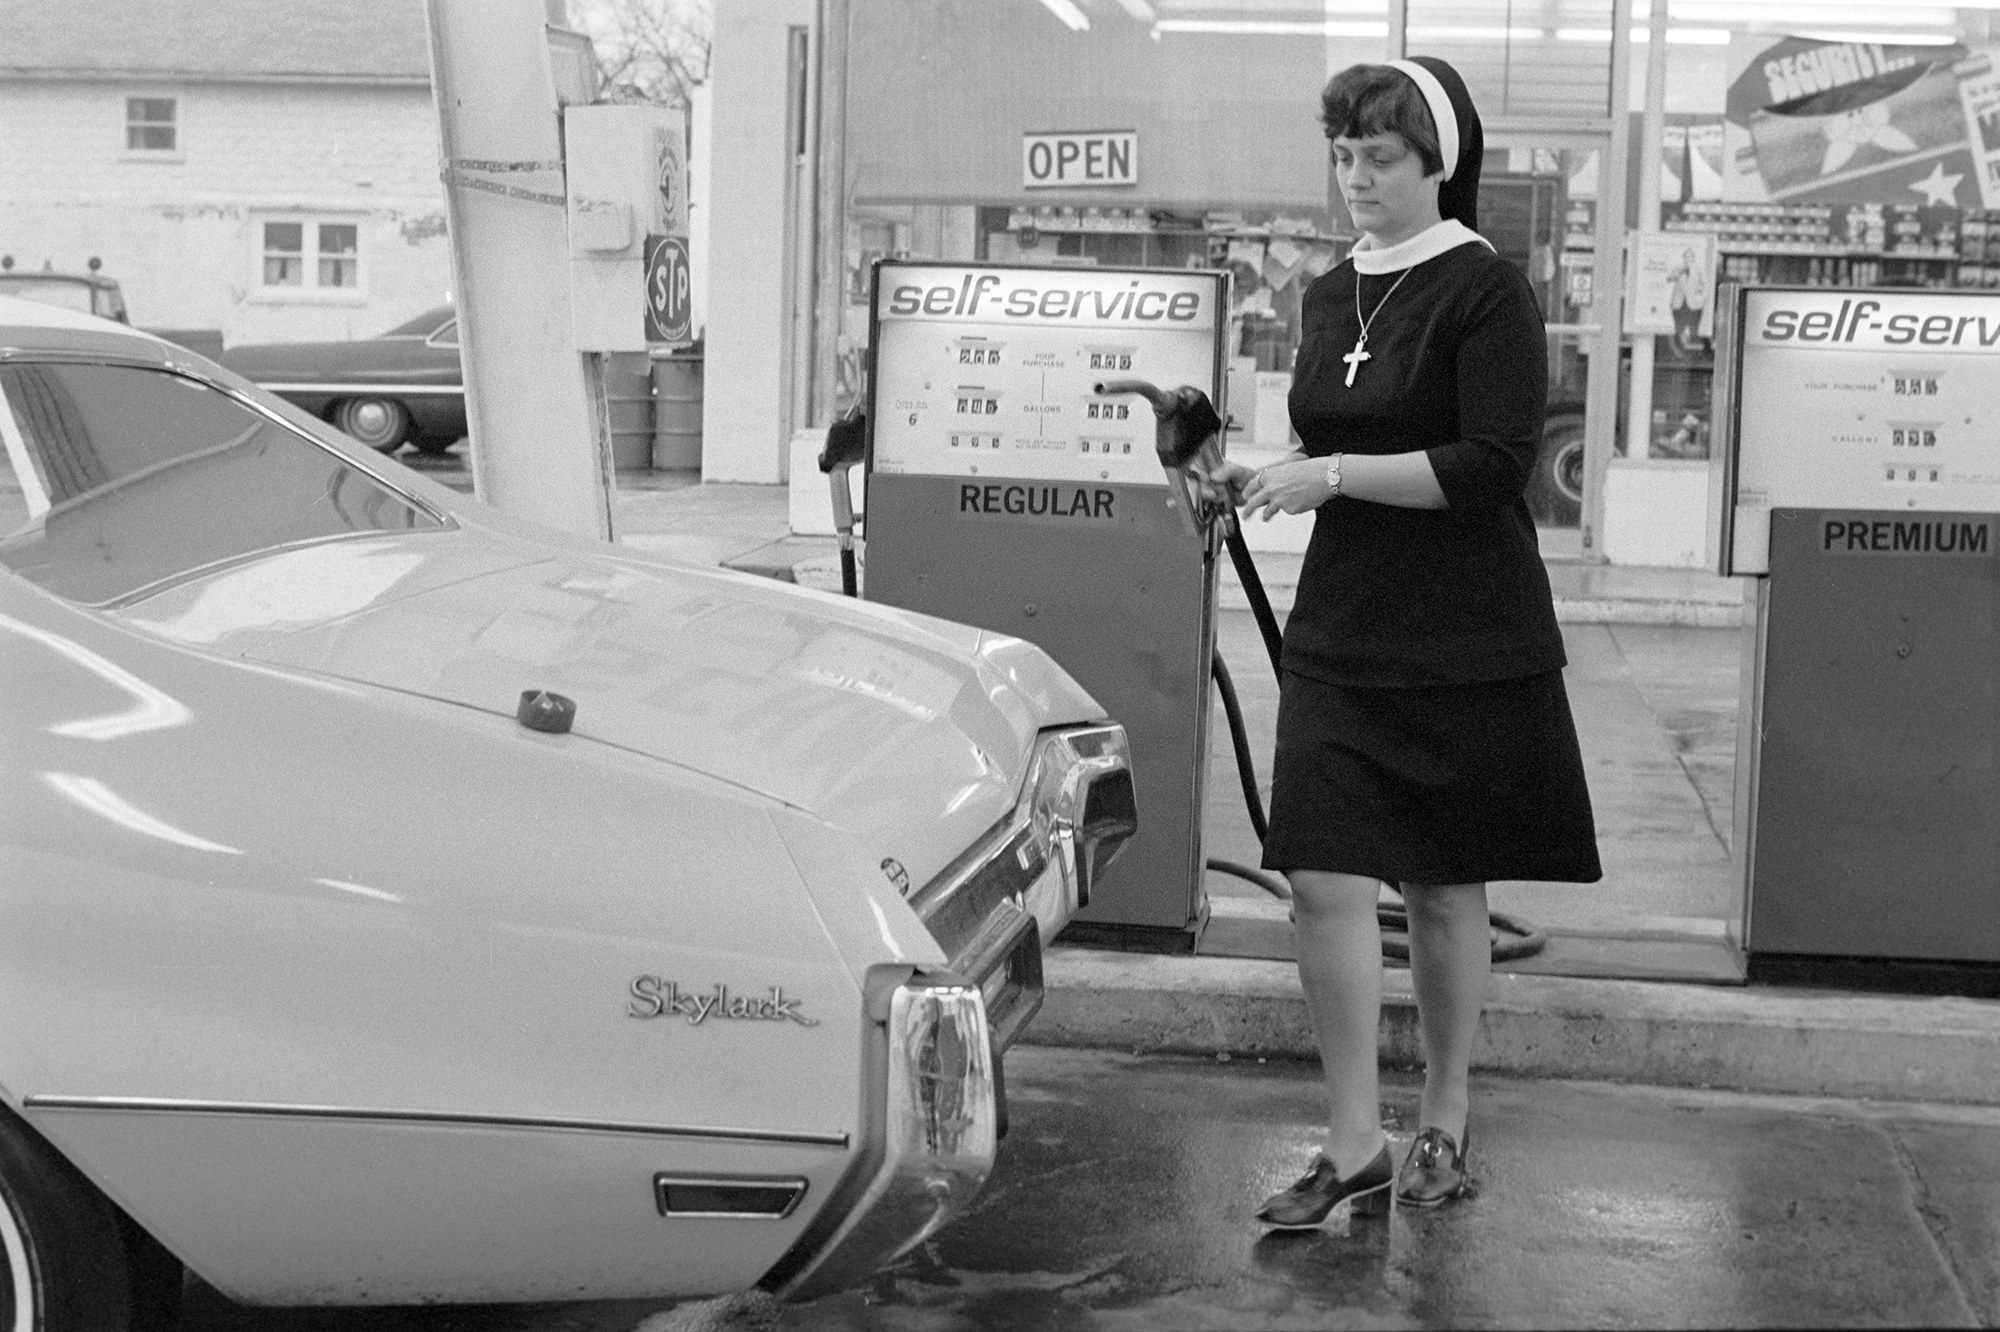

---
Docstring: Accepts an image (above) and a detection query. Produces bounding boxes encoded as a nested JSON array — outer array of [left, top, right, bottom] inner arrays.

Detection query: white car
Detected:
[[0, 296, 1134, 1325]]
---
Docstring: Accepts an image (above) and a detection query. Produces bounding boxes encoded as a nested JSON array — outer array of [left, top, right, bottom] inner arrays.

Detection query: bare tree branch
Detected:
[[567, 0, 711, 107]]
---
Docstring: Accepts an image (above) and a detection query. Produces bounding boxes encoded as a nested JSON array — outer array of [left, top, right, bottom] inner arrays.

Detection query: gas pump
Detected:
[[855, 261, 1230, 951], [1714, 284, 2000, 983]]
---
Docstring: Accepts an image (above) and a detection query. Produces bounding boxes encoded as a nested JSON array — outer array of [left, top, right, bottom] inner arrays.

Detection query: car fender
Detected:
[[0, 588, 878, 1303]]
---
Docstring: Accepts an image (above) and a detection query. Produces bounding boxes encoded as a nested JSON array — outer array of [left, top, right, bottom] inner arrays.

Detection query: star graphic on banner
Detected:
[[1909, 160, 1965, 206]]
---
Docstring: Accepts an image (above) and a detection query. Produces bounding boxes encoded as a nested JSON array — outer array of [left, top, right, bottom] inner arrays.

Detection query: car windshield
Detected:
[[0, 362, 444, 604], [0, 278, 95, 315]]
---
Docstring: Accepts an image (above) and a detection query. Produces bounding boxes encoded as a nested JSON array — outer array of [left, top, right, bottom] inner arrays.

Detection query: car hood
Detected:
[[118, 533, 1105, 887]]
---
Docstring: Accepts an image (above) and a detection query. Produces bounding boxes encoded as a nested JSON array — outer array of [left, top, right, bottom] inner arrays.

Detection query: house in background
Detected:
[[0, 0, 452, 347]]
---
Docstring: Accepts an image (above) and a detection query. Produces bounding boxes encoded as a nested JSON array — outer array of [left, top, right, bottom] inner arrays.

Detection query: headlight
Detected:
[[771, 977, 997, 1301], [1025, 723, 1138, 910]]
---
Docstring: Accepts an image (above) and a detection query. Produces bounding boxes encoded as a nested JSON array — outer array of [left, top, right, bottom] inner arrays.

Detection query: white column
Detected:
[[423, 0, 614, 539], [1621, 0, 1672, 473], [1579, 0, 1633, 563], [705, 0, 815, 483]]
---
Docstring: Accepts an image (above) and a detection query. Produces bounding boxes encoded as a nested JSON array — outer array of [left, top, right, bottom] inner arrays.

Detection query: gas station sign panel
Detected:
[[1717, 286, 2000, 573], [869, 263, 1224, 487]]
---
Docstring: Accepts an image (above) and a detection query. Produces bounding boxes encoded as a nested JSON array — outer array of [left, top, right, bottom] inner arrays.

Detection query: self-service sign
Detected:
[[867, 263, 1222, 489], [644, 234, 691, 344], [1716, 287, 2000, 574]]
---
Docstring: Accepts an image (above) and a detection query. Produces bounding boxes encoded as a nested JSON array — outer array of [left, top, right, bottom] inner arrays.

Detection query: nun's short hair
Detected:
[[1320, 65, 1445, 178]]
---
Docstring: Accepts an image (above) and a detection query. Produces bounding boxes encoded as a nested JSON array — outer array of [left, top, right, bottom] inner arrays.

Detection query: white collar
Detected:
[[1351, 219, 1492, 275]]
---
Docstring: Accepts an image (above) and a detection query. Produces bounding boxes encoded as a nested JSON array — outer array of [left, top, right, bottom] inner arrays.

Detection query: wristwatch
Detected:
[[1325, 453, 1342, 500]]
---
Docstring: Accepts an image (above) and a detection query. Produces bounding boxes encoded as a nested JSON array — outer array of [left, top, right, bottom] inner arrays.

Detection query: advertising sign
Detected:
[[868, 263, 1222, 488], [1022, 130, 1138, 190], [1714, 286, 2000, 573], [1626, 231, 1716, 339], [644, 234, 691, 344], [1722, 36, 1981, 205]]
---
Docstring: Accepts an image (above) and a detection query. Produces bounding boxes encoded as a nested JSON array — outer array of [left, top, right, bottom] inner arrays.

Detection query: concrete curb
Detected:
[[1035, 950, 2000, 1105]]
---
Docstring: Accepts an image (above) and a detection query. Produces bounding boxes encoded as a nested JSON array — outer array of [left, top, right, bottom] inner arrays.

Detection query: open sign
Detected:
[[1022, 130, 1138, 190]]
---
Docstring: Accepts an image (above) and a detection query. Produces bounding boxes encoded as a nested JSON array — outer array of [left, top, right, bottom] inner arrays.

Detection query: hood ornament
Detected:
[[880, 857, 911, 896]]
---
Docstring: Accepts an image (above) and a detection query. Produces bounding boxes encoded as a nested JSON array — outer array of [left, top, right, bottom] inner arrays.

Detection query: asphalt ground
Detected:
[[177, 1046, 2000, 1331]]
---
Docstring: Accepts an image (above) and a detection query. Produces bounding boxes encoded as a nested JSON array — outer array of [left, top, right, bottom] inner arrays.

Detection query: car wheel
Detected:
[[408, 433, 459, 457], [0, 1103, 179, 1332], [1528, 416, 1585, 527], [333, 396, 412, 453]]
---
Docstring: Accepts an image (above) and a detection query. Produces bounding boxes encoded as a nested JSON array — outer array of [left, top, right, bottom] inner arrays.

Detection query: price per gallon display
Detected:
[[868, 263, 1224, 484]]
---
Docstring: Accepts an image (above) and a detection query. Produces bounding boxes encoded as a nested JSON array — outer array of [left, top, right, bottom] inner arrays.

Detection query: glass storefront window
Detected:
[[1629, 3, 2000, 464], [838, 0, 1621, 531]]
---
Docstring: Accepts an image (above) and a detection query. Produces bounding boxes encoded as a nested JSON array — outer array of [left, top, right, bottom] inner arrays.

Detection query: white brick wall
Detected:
[[0, 79, 452, 344]]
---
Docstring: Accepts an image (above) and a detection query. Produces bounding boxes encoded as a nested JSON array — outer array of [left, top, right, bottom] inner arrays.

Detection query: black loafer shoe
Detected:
[[1256, 1145, 1393, 1230], [1394, 1127, 1471, 1208]]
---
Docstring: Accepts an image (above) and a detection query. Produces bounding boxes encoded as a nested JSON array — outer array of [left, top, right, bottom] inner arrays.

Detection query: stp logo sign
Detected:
[[645, 234, 691, 344]]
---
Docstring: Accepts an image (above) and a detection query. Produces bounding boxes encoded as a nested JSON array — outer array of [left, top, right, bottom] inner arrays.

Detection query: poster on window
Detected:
[[1721, 36, 1988, 208], [1627, 232, 1716, 344]]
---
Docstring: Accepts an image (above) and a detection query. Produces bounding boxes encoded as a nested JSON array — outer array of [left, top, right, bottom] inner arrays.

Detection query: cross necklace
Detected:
[[1343, 266, 1415, 387]]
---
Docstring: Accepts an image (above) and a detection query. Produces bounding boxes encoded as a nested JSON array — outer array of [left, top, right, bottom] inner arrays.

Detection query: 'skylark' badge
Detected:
[[628, 978, 818, 1027], [880, 857, 911, 896]]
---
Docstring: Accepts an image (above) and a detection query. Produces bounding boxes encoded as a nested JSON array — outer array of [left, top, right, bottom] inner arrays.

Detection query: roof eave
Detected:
[[0, 68, 431, 87]]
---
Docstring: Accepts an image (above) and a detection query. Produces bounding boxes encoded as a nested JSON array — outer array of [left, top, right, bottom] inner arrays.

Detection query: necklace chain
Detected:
[[1354, 266, 1414, 343], [1342, 265, 1413, 388]]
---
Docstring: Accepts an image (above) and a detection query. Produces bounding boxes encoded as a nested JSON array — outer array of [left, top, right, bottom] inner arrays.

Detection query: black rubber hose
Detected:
[[839, 546, 858, 599], [1210, 653, 1267, 845], [1225, 523, 1285, 680]]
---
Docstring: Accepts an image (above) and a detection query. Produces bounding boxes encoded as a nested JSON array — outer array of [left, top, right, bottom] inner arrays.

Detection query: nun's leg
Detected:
[[1400, 879, 1490, 1145]]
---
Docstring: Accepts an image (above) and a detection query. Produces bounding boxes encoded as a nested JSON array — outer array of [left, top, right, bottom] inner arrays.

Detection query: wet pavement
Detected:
[[180, 1046, 2000, 1330]]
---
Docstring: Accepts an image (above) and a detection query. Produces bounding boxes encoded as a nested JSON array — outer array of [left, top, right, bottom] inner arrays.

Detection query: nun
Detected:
[[1211, 56, 1603, 1227]]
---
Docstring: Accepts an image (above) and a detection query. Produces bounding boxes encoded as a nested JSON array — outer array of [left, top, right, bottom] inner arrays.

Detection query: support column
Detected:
[[706, 0, 816, 483], [423, 0, 613, 539], [1621, 0, 1672, 472], [1579, 0, 1633, 562]]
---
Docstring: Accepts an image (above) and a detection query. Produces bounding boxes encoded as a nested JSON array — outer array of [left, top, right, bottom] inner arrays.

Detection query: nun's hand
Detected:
[[1239, 458, 1332, 520], [1192, 459, 1256, 508]]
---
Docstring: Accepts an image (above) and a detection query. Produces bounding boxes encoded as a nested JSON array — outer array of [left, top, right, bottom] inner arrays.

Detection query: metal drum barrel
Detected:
[[605, 352, 655, 471], [651, 352, 703, 470]]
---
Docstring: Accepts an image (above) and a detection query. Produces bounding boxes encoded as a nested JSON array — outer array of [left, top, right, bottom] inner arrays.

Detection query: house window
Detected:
[[125, 97, 176, 152], [318, 224, 358, 288], [259, 219, 363, 294], [262, 222, 304, 286]]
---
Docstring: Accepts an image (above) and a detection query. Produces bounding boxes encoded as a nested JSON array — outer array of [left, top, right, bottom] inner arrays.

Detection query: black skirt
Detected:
[[1262, 669, 1602, 885]]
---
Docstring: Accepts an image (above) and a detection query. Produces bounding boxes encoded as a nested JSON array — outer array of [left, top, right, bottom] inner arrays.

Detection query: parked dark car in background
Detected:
[[0, 267, 129, 323], [221, 305, 466, 455]]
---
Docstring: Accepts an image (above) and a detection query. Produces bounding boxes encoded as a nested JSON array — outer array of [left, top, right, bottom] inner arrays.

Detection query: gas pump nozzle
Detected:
[[818, 406, 868, 596], [1093, 380, 1230, 539]]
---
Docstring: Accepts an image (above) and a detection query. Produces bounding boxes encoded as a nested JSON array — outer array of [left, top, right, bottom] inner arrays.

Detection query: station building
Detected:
[[704, 0, 2000, 566]]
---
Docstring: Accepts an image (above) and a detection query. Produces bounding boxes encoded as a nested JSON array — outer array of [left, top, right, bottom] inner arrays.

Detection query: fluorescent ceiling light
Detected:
[[1038, 0, 1090, 31], [1558, 27, 1733, 44], [1153, 18, 1387, 34], [1113, 0, 1157, 18], [1661, 0, 1955, 18], [1405, 25, 1544, 40], [1792, 30, 1963, 43], [1646, 0, 1992, 10]]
